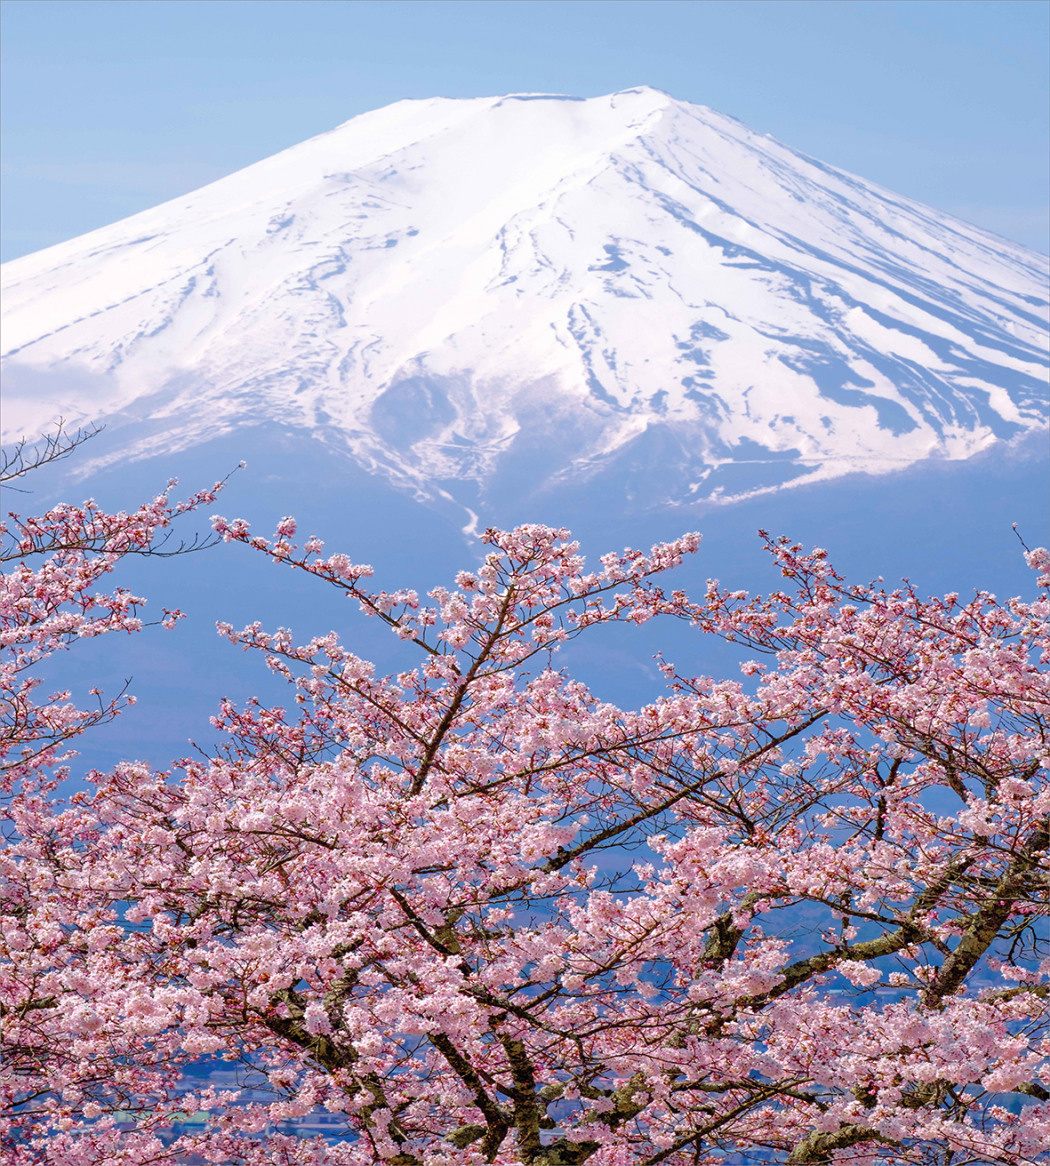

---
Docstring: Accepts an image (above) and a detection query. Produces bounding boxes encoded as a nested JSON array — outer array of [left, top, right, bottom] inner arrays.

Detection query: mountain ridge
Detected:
[[2, 87, 1047, 513]]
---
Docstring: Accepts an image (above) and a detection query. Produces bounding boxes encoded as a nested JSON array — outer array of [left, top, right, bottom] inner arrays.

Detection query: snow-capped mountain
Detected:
[[2, 87, 1047, 511]]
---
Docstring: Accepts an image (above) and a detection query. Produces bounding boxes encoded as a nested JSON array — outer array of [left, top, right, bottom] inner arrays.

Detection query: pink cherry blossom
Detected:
[[3, 490, 1048, 1163]]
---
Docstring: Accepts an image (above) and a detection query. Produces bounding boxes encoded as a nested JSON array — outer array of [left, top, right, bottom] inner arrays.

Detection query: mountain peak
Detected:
[[2, 90, 1046, 511]]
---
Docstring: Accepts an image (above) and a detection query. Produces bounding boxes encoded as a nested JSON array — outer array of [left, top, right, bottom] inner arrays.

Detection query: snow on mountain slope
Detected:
[[2, 87, 1047, 508]]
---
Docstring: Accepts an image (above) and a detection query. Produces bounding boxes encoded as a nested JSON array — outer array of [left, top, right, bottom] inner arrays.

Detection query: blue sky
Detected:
[[1, 0, 1048, 261]]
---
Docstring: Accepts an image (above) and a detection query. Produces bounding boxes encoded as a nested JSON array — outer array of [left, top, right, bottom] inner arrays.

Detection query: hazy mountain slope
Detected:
[[3, 87, 1047, 511]]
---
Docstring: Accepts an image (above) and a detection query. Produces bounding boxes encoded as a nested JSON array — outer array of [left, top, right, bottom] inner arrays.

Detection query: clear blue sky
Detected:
[[2, 0, 1048, 261]]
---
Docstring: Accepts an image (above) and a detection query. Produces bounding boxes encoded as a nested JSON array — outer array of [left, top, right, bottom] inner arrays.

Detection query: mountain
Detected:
[[2, 87, 1047, 519], [3, 89, 1047, 781]]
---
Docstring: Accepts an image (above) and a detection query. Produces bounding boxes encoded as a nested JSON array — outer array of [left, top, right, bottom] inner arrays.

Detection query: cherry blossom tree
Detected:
[[1, 433, 229, 1162], [3, 505, 1048, 1165]]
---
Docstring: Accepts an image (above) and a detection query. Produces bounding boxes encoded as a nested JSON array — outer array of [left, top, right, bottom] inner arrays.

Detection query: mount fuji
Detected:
[[3, 87, 1047, 521]]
